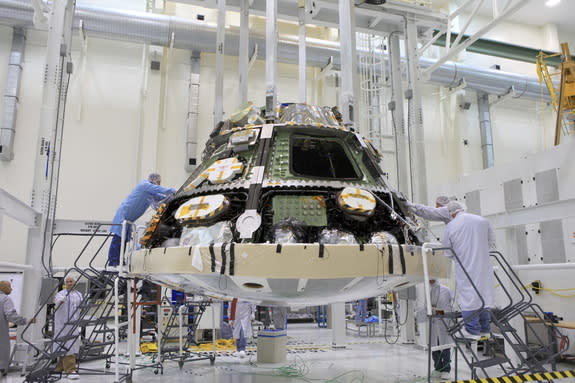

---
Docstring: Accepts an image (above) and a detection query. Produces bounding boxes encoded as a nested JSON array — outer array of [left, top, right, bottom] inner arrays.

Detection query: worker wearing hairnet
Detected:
[[428, 280, 453, 380], [409, 195, 452, 224], [108, 173, 176, 267], [230, 299, 255, 358], [0, 281, 33, 377], [53, 276, 83, 379], [442, 201, 496, 339]]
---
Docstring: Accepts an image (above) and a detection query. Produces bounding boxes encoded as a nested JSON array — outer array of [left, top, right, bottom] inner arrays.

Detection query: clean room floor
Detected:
[[4, 323, 575, 383]]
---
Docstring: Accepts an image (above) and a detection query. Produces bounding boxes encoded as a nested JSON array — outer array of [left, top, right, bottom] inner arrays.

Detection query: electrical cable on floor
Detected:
[[237, 355, 366, 382]]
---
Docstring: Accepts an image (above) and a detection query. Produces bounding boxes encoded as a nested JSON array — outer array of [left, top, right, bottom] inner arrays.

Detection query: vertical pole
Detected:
[[298, 0, 307, 103], [114, 277, 120, 383], [329, 302, 347, 349], [404, 18, 428, 203], [389, 32, 410, 195], [238, 0, 249, 106], [23, 0, 75, 342], [214, 0, 226, 124], [338, 0, 357, 128], [265, 0, 278, 121], [186, 51, 200, 173]]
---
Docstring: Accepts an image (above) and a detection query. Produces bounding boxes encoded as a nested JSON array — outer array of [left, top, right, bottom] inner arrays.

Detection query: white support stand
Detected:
[[329, 303, 346, 349], [399, 298, 415, 344]]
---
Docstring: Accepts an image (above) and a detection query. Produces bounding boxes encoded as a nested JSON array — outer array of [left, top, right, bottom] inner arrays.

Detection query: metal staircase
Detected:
[[426, 247, 566, 382], [20, 225, 128, 383]]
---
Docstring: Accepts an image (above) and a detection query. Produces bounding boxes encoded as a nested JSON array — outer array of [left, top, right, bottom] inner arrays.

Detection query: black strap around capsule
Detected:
[[220, 242, 227, 275], [398, 245, 406, 274], [387, 243, 394, 274], [276, 244, 282, 253], [209, 243, 216, 272], [229, 242, 235, 276], [319, 244, 325, 258]]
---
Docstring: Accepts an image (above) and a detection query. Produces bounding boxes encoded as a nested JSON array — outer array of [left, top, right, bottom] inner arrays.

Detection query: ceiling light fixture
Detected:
[[545, 0, 561, 7]]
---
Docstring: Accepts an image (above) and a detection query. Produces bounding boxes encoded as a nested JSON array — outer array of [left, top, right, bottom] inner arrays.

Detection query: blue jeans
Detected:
[[107, 234, 127, 266], [236, 327, 246, 351], [462, 309, 491, 335], [432, 349, 451, 372]]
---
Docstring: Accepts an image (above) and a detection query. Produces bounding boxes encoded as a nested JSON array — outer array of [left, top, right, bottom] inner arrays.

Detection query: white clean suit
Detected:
[[411, 204, 451, 224], [442, 212, 496, 311], [53, 289, 83, 355], [429, 282, 452, 347], [232, 301, 254, 339], [0, 292, 27, 371]]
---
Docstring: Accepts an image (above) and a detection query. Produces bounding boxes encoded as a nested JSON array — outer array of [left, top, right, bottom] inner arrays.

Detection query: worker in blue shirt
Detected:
[[107, 173, 176, 267]]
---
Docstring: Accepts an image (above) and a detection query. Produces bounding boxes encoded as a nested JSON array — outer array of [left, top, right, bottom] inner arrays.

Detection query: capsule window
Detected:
[[290, 135, 360, 180]]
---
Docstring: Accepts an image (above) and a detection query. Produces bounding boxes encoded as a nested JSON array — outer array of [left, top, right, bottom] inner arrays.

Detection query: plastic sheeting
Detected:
[[278, 104, 339, 126], [369, 231, 398, 245], [318, 228, 357, 244], [179, 221, 233, 247], [272, 217, 307, 243]]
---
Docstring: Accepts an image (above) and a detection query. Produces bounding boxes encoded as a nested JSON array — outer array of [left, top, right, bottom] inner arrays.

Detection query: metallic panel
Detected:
[[464, 190, 481, 215], [514, 225, 529, 265], [540, 219, 566, 264], [503, 178, 523, 211], [535, 168, 559, 205]]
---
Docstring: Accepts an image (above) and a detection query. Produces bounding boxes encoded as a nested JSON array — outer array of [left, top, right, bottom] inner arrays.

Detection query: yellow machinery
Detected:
[[537, 43, 575, 145]]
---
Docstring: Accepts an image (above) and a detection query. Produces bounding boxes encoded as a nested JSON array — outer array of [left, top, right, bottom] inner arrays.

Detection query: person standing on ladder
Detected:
[[442, 201, 496, 340], [107, 173, 176, 268]]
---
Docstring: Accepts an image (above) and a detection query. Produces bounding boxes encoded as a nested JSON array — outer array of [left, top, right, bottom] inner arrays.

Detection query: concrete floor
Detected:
[[4, 323, 575, 383]]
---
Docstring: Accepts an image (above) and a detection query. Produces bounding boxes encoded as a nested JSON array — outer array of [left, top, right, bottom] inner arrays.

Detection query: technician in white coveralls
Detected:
[[409, 195, 452, 224], [442, 201, 496, 339], [428, 280, 453, 380], [230, 299, 255, 358], [0, 280, 34, 377], [53, 276, 84, 379]]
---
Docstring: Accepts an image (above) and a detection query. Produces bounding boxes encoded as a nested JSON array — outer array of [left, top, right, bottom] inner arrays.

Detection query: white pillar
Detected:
[[329, 303, 347, 349]]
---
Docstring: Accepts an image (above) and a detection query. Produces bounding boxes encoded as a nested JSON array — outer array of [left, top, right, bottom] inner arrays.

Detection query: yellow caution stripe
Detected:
[[444, 369, 575, 383]]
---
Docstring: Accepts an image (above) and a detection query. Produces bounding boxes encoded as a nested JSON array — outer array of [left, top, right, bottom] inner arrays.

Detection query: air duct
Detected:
[[0, 27, 25, 161], [477, 91, 494, 169], [0, 1, 550, 102]]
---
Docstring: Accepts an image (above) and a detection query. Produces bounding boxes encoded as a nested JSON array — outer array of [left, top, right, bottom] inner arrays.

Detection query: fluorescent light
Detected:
[[545, 0, 561, 6]]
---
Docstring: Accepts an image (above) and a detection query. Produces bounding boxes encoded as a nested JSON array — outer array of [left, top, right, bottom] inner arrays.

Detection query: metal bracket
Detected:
[[489, 86, 518, 107]]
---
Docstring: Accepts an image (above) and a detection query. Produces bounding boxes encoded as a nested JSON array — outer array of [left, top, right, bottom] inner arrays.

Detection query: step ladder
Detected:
[[20, 224, 130, 383], [425, 247, 565, 382], [158, 298, 213, 368]]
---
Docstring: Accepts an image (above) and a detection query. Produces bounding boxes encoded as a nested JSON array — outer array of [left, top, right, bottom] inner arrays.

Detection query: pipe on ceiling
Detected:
[[0, 0, 550, 102]]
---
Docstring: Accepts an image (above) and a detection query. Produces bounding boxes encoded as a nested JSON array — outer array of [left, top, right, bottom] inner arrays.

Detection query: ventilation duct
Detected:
[[0, 0, 550, 102], [0, 27, 25, 161]]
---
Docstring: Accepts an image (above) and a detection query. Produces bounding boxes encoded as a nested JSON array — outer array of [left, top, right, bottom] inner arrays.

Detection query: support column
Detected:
[[298, 0, 307, 103], [185, 51, 200, 173], [404, 18, 428, 203], [329, 303, 347, 349], [389, 32, 410, 195], [24, 0, 75, 342], [337, 0, 357, 127], [265, 0, 277, 121], [238, 0, 249, 106], [214, 0, 226, 124]]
